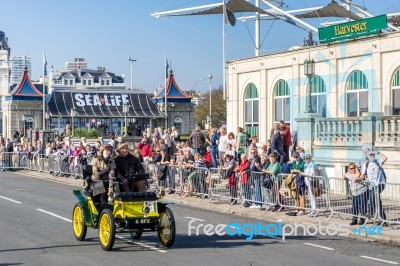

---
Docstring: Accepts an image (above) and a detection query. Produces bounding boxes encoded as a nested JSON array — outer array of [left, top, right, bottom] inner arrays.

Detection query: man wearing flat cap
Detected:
[[114, 142, 146, 192]]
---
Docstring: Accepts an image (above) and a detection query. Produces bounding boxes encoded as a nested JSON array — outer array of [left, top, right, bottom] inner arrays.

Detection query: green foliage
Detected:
[[74, 128, 99, 138], [194, 86, 226, 128]]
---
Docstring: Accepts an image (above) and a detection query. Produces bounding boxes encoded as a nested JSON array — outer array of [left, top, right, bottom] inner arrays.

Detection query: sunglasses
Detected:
[[293, 156, 299, 158], [368, 154, 375, 156], [349, 167, 356, 170]]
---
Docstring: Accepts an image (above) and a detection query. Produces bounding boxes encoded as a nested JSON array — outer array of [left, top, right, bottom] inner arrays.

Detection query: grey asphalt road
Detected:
[[0, 171, 399, 266]]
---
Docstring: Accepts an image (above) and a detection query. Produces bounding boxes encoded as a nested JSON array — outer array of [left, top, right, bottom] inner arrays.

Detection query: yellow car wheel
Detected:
[[157, 207, 176, 248], [98, 209, 115, 251], [72, 203, 87, 241]]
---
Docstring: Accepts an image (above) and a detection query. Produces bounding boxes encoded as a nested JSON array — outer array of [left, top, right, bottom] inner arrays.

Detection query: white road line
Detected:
[[303, 243, 335, 251], [36, 209, 72, 223], [0, 195, 22, 204], [115, 235, 167, 253], [185, 217, 205, 222], [360, 256, 399, 265]]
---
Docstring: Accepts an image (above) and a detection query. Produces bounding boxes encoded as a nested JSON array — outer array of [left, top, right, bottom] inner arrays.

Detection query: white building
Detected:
[[65, 58, 87, 71], [9, 56, 31, 84], [226, 29, 400, 181]]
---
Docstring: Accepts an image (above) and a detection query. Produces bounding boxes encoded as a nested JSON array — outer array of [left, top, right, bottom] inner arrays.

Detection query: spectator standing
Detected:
[[265, 153, 283, 211], [137, 137, 152, 161], [248, 148, 262, 209], [290, 151, 305, 215], [236, 127, 247, 164], [236, 154, 251, 207], [279, 120, 292, 163], [343, 162, 368, 225], [302, 154, 318, 217], [209, 128, 219, 168], [188, 126, 206, 156], [271, 125, 286, 164], [170, 126, 179, 142], [218, 127, 229, 167]]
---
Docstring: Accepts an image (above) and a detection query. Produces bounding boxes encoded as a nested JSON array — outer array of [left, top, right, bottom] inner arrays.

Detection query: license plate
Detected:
[[135, 218, 152, 224]]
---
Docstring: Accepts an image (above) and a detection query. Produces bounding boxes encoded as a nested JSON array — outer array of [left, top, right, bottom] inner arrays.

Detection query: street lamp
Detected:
[[207, 73, 213, 127], [304, 57, 315, 113], [191, 78, 206, 96], [128, 56, 137, 90], [70, 108, 76, 137], [123, 101, 129, 137]]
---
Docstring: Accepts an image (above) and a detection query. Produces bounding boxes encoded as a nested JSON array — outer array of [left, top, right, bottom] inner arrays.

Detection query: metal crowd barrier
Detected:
[[275, 173, 330, 217], [14, 153, 400, 227]]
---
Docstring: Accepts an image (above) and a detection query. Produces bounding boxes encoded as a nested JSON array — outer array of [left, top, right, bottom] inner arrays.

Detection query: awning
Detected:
[[48, 90, 164, 118], [296, 1, 361, 20]]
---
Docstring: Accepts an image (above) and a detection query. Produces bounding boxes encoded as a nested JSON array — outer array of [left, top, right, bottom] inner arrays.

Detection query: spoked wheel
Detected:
[[98, 209, 115, 251], [130, 229, 143, 240], [157, 207, 176, 248], [72, 203, 87, 241]]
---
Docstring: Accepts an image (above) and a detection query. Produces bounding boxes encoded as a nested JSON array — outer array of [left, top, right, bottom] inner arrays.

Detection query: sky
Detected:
[[1, 0, 399, 93]]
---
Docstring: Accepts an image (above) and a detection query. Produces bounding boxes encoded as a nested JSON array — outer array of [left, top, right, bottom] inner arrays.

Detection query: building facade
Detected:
[[226, 30, 400, 181], [65, 58, 87, 71], [9, 56, 31, 84]]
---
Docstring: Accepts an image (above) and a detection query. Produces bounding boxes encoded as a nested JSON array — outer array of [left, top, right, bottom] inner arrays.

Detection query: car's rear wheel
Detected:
[[157, 207, 175, 247], [98, 209, 115, 251], [72, 203, 87, 241]]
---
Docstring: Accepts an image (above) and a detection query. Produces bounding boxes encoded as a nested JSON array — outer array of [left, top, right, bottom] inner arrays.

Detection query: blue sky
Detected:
[[1, 0, 398, 93]]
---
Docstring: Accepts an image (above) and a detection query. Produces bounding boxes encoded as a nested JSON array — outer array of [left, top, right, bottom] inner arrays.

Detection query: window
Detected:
[[64, 79, 68, 85], [346, 70, 368, 117], [310, 76, 327, 117], [173, 117, 182, 133], [392, 67, 400, 115], [101, 80, 105, 86], [274, 80, 290, 122], [88, 80, 92, 86], [69, 80, 73, 85], [106, 80, 110, 86], [244, 83, 259, 137], [83, 80, 87, 86]]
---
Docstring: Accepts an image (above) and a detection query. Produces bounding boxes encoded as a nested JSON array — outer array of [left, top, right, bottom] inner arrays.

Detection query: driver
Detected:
[[113, 142, 146, 192], [90, 145, 115, 204]]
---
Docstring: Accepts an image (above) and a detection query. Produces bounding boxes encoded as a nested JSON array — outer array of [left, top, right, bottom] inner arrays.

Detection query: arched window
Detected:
[[346, 70, 368, 117], [244, 83, 259, 137], [173, 117, 182, 133], [274, 80, 290, 122], [392, 67, 400, 115], [311, 76, 327, 117]]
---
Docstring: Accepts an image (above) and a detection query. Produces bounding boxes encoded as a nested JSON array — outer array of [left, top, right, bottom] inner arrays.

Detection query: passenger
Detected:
[[113, 142, 146, 193], [90, 145, 115, 204]]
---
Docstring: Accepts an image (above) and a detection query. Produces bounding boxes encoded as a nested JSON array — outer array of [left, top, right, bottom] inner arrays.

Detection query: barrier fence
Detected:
[[4, 150, 399, 227]]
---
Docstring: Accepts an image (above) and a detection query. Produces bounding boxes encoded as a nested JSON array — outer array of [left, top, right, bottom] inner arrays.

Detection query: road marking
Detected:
[[115, 235, 167, 253], [360, 256, 399, 265], [303, 243, 335, 251], [36, 209, 72, 223], [0, 195, 22, 204], [185, 217, 205, 221]]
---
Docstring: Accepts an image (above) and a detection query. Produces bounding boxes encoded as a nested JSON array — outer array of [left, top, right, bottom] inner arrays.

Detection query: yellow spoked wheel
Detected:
[[72, 203, 87, 241], [157, 207, 176, 248], [98, 209, 115, 251]]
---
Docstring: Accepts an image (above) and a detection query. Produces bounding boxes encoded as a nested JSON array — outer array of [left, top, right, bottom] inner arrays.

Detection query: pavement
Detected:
[[15, 169, 400, 247]]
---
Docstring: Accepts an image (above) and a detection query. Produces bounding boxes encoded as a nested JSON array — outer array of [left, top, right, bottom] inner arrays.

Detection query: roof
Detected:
[[47, 90, 164, 118], [56, 69, 124, 83], [153, 70, 192, 103], [6, 68, 43, 101]]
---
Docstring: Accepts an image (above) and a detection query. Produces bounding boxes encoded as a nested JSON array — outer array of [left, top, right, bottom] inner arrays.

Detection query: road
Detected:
[[0, 171, 399, 266]]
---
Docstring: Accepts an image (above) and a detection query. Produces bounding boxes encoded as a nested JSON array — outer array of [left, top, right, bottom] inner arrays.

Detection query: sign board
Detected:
[[318, 15, 387, 44]]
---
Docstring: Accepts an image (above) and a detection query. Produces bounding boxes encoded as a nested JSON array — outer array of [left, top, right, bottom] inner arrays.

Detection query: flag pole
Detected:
[[42, 50, 46, 130], [164, 54, 168, 130], [222, 0, 226, 100]]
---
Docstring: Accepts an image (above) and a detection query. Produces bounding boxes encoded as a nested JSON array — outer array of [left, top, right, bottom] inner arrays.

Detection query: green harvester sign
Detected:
[[319, 15, 388, 44]]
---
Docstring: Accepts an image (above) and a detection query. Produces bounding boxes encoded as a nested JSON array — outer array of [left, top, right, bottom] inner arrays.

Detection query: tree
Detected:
[[194, 86, 226, 128]]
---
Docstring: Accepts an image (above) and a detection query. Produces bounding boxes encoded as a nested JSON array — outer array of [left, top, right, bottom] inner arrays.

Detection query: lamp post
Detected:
[[70, 108, 76, 137], [128, 56, 137, 90], [123, 101, 129, 137], [191, 78, 206, 96], [304, 57, 315, 113], [207, 73, 213, 127]]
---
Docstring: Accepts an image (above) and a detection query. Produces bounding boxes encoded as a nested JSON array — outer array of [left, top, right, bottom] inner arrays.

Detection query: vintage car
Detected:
[[72, 174, 175, 251]]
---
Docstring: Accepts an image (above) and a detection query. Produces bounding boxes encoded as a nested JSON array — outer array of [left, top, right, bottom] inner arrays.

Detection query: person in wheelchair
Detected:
[[90, 145, 116, 205], [113, 142, 146, 193]]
